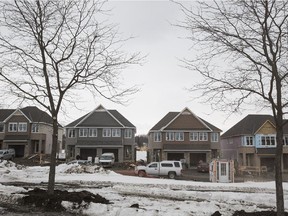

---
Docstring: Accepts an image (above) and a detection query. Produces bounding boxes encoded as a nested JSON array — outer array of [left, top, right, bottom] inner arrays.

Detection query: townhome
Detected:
[[0, 106, 64, 157], [148, 107, 222, 167], [65, 105, 136, 162], [221, 114, 288, 172]]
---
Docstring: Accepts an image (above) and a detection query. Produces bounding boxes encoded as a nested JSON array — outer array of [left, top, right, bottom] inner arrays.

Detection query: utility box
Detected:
[[210, 159, 234, 183]]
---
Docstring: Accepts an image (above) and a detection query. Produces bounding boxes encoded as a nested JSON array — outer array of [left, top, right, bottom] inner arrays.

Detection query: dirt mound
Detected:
[[20, 188, 110, 212]]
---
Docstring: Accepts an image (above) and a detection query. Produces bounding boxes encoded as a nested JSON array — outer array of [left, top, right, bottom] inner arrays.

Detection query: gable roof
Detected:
[[221, 114, 275, 138], [150, 107, 221, 132], [0, 106, 54, 125], [65, 105, 135, 128]]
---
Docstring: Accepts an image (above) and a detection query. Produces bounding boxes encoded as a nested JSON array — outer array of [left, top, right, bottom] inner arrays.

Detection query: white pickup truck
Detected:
[[134, 160, 183, 179]]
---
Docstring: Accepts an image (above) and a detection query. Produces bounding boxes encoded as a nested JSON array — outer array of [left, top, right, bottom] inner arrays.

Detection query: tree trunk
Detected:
[[47, 116, 58, 195], [275, 127, 284, 216]]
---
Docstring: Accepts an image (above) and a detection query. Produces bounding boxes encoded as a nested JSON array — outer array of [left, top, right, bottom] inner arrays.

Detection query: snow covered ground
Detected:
[[0, 160, 287, 216]]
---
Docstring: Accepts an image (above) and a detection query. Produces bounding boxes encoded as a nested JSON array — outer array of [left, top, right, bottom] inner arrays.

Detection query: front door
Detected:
[[219, 162, 229, 183]]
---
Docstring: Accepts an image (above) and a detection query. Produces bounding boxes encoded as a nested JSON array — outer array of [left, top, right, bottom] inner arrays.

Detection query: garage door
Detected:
[[260, 157, 275, 172], [8, 145, 25, 157], [190, 153, 206, 166], [80, 148, 97, 160], [102, 149, 119, 162]]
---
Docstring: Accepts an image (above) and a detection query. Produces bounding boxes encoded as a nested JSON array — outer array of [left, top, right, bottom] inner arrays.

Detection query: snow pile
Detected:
[[0, 160, 25, 175], [56, 163, 110, 174]]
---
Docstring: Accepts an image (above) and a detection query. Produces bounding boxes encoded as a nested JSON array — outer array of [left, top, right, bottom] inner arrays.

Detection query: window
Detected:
[[261, 135, 276, 146], [32, 124, 39, 133], [154, 132, 161, 142], [220, 163, 227, 176], [245, 136, 253, 146], [211, 133, 219, 142], [112, 128, 121, 137], [175, 132, 184, 141], [103, 128, 111, 137], [148, 163, 158, 168], [124, 129, 133, 138], [79, 128, 88, 137], [190, 132, 198, 141], [8, 123, 17, 132], [67, 129, 75, 138], [166, 132, 174, 141], [174, 161, 181, 167], [89, 128, 97, 137], [199, 132, 208, 141], [161, 163, 173, 167], [0, 123, 4, 132], [18, 123, 27, 132]]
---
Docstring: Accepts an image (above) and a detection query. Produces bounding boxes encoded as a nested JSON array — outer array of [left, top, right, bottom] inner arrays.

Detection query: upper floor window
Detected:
[[244, 136, 253, 146], [67, 129, 75, 138], [112, 128, 121, 137], [0, 123, 4, 132], [154, 132, 161, 142], [166, 132, 174, 141], [18, 123, 27, 132], [199, 132, 208, 141], [125, 129, 133, 138], [190, 132, 198, 141], [8, 122, 18, 132], [32, 123, 39, 133], [79, 128, 88, 137], [89, 128, 97, 137], [175, 132, 184, 141], [211, 133, 219, 142], [103, 128, 111, 137], [261, 135, 276, 146]]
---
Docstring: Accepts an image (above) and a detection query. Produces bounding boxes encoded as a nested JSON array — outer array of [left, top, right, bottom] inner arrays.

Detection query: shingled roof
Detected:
[[221, 114, 275, 138], [149, 108, 221, 132], [65, 105, 135, 128], [0, 106, 53, 125]]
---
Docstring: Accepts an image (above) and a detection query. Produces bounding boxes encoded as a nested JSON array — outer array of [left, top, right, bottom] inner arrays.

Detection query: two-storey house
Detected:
[[0, 106, 64, 157], [221, 114, 288, 172], [65, 105, 136, 162], [148, 107, 222, 167]]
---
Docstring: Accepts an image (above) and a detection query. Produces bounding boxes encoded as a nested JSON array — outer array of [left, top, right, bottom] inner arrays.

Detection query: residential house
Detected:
[[65, 105, 136, 162], [148, 107, 222, 167], [221, 114, 288, 172], [0, 106, 64, 157]]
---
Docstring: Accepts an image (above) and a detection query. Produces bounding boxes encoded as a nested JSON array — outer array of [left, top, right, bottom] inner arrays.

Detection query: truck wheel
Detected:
[[168, 172, 176, 179], [138, 170, 146, 177]]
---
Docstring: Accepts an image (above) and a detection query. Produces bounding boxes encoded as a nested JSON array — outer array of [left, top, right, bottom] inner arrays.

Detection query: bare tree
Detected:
[[176, 0, 288, 215], [0, 0, 141, 194]]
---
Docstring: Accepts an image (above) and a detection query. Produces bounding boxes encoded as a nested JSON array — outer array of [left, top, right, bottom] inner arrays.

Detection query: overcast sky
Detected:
[[60, 0, 269, 135]]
